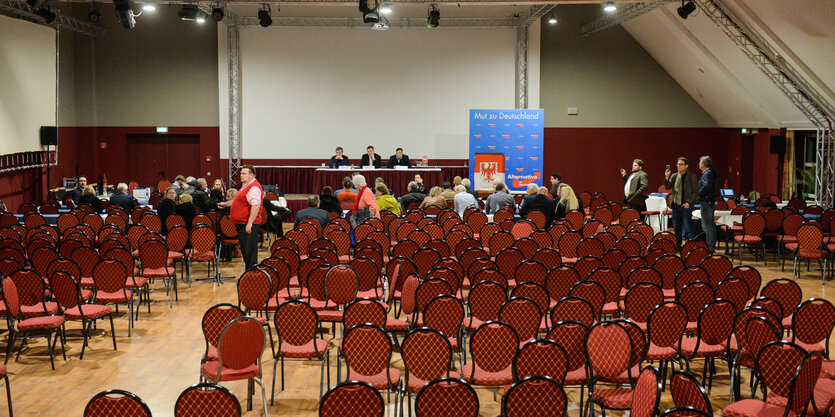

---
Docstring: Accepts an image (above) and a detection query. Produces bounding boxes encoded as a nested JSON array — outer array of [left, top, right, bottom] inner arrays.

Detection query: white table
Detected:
[[645, 196, 668, 233], [692, 209, 742, 227]]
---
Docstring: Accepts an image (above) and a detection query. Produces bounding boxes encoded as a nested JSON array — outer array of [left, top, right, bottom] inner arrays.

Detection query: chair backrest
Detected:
[[319, 381, 384, 417], [586, 321, 633, 383], [467, 280, 507, 324], [545, 265, 580, 302], [792, 298, 835, 348], [415, 377, 479, 417], [699, 254, 733, 288], [343, 298, 387, 330], [237, 268, 271, 313], [796, 223, 824, 250], [512, 339, 568, 384], [760, 278, 802, 320], [674, 266, 710, 293], [469, 321, 519, 375], [92, 258, 128, 294], [514, 259, 549, 286], [216, 316, 265, 372], [758, 341, 822, 415], [733, 307, 781, 358], [624, 282, 664, 324], [569, 280, 606, 319], [324, 264, 359, 308], [502, 375, 567, 417], [423, 295, 464, 341], [631, 366, 662, 417], [498, 297, 542, 343], [138, 239, 169, 270], [677, 281, 714, 324], [175, 383, 241, 417], [588, 266, 622, 304], [189, 225, 216, 253], [274, 300, 323, 355], [201, 303, 245, 359], [647, 301, 687, 350], [670, 371, 712, 415], [402, 328, 453, 385], [550, 296, 595, 327], [84, 389, 153, 417], [342, 324, 393, 379], [50, 270, 83, 311]]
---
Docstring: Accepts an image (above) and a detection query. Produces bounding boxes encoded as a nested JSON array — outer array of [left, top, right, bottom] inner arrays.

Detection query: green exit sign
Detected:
[[156, 126, 168, 133]]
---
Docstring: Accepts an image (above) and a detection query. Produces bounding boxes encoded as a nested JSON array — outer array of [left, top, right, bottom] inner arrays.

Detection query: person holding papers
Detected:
[[361, 145, 382, 168]]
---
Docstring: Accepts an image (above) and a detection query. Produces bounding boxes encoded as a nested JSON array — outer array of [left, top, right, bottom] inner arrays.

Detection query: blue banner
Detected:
[[469, 109, 544, 192]]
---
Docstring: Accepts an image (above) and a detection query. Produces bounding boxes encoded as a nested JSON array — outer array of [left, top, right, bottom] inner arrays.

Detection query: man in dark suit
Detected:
[[360, 145, 382, 168], [387, 148, 411, 168], [294, 195, 331, 228], [109, 182, 138, 212], [329, 147, 350, 168], [518, 183, 554, 227], [664, 157, 699, 248], [192, 178, 218, 213], [698, 155, 718, 253], [400, 181, 426, 213], [70, 175, 87, 205], [620, 159, 649, 212]]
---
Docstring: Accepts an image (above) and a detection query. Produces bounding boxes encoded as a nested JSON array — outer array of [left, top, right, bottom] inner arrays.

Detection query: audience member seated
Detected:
[[440, 182, 456, 201], [375, 184, 401, 216], [175, 194, 197, 229], [295, 195, 331, 228], [171, 174, 187, 192], [453, 184, 478, 216], [329, 146, 350, 168], [539, 186, 550, 197], [158, 187, 178, 234], [192, 178, 218, 213], [352, 174, 380, 219], [400, 181, 426, 213], [360, 145, 382, 168], [549, 172, 562, 197], [453, 176, 462, 188], [70, 175, 87, 205], [461, 178, 478, 199], [110, 183, 138, 212], [210, 179, 225, 204], [554, 184, 582, 220], [180, 176, 197, 195], [263, 198, 292, 237], [413, 173, 428, 194], [78, 185, 103, 213], [519, 183, 554, 227], [319, 186, 342, 214], [485, 182, 515, 214], [420, 186, 446, 209], [387, 147, 411, 168], [375, 177, 395, 197], [334, 176, 354, 197], [337, 177, 358, 203], [220, 188, 236, 215]]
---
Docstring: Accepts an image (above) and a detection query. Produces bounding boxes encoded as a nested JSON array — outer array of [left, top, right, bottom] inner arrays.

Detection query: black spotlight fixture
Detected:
[[112, 0, 135, 28], [359, 0, 379, 23], [88, 9, 102, 22], [427, 4, 439, 27], [211, 5, 224, 21], [178, 4, 199, 20], [35, 6, 56, 23], [258, 4, 272, 27], [677, 0, 696, 19]]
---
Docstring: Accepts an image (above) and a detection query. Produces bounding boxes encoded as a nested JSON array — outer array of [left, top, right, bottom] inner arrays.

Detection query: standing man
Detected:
[[698, 156, 718, 253], [218, 165, 263, 271], [664, 157, 699, 248], [361, 145, 382, 168], [620, 159, 649, 212], [70, 175, 87, 205], [549, 173, 562, 197], [388, 148, 411, 168], [329, 147, 350, 168]]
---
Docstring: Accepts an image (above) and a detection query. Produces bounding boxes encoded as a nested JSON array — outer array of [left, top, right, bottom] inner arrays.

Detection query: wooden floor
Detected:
[[6, 236, 835, 417]]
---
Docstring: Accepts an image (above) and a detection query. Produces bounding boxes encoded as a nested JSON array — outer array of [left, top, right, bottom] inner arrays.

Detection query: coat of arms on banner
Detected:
[[474, 153, 505, 190]]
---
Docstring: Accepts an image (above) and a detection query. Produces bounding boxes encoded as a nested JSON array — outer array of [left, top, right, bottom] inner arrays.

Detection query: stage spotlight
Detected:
[[88, 9, 102, 22], [178, 4, 199, 20], [677, 0, 696, 19], [113, 0, 135, 28], [211, 6, 224, 21], [359, 0, 379, 23], [142, 3, 155, 11], [547, 14, 557, 24], [427, 4, 439, 27], [258, 4, 272, 27], [603, 1, 617, 12], [380, 4, 391, 14], [35, 6, 56, 23]]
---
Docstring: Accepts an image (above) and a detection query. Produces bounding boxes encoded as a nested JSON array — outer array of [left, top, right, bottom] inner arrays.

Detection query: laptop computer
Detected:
[[720, 188, 735, 197]]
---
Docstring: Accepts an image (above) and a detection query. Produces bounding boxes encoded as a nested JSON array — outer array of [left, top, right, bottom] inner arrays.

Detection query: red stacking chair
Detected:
[[414, 377, 479, 417], [462, 321, 519, 400], [319, 381, 384, 417], [175, 383, 241, 417], [502, 375, 567, 417], [84, 390, 152, 417], [400, 328, 457, 416], [2, 277, 66, 370], [271, 300, 329, 405], [670, 371, 713, 416]]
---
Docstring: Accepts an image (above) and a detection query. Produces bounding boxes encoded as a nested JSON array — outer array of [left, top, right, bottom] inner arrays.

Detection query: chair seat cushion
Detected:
[[18, 315, 65, 330], [279, 339, 329, 359], [80, 277, 95, 287], [64, 304, 113, 320], [724, 399, 797, 417], [141, 267, 175, 278], [81, 288, 94, 301], [201, 361, 260, 382], [346, 368, 400, 390], [96, 289, 132, 303], [564, 367, 587, 385], [680, 337, 726, 357], [646, 343, 677, 361], [20, 302, 58, 318], [461, 363, 512, 386], [405, 371, 461, 394], [797, 249, 827, 259], [385, 318, 409, 332], [821, 361, 835, 379], [591, 387, 633, 409], [126, 276, 148, 288], [317, 310, 344, 322], [185, 249, 216, 261], [168, 251, 184, 261], [784, 338, 825, 354], [734, 236, 763, 244]]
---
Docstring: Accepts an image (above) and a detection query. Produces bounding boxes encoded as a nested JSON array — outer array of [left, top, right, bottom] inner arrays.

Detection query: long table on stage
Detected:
[[258, 166, 467, 195]]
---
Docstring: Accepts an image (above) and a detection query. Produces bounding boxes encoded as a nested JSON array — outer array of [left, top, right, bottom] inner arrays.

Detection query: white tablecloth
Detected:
[[692, 209, 742, 227], [645, 196, 668, 232]]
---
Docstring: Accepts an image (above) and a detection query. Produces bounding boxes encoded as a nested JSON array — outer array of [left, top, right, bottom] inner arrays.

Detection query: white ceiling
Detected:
[[622, 0, 834, 129]]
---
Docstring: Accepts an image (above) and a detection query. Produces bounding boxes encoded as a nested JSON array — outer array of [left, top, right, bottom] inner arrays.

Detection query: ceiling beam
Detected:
[[0, 0, 104, 36], [579, 0, 672, 36]]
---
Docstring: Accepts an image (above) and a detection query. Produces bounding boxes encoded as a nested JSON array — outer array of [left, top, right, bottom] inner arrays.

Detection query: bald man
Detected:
[[518, 183, 554, 227]]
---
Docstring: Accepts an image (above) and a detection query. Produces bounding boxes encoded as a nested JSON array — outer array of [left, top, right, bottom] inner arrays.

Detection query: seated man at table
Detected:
[[519, 183, 554, 227], [400, 182, 426, 213], [70, 175, 87, 206], [387, 148, 411, 168], [453, 185, 478, 217], [295, 195, 331, 228], [319, 186, 342, 214], [329, 147, 350, 168], [361, 145, 382, 168], [440, 182, 456, 201], [110, 183, 138, 212], [485, 182, 515, 214]]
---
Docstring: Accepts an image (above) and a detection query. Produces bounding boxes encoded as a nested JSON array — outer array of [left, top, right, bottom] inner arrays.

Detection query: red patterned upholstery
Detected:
[[466, 281, 506, 331], [586, 321, 635, 410], [631, 366, 662, 417], [574, 256, 604, 280], [415, 377, 479, 417], [272, 300, 328, 402], [463, 321, 518, 387], [646, 301, 687, 361], [716, 277, 752, 314], [545, 265, 580, 302], [674, 266, 710, 293], [550, 297, 595, 327], [84, 390, 152, 417], [503, 376, 567, 417], [175, 383, 240, 417], [401, 328, 454, 395], [624, 282, 664, 326], [513, 259, 548, 287], [677, 281, 715, 330], [790, 299, 835, 356], [671, 371, 712, 415], [319, 381, 384, 417], [499, 297, 541, 344], [700, 255, 734, 288], [569, 280, 606, 319], [201, 303, 245, 363], [341, 324, 399, 390], [423, 295, 464, 351], [760, 278, 802, 325], [513, 340, 568, 384]]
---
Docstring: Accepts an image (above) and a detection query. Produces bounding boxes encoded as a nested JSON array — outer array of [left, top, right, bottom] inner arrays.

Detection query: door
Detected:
[[127, 134, 200, 188]]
